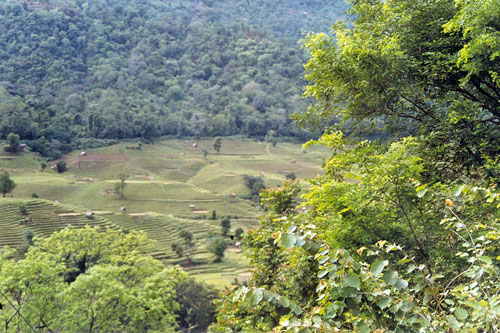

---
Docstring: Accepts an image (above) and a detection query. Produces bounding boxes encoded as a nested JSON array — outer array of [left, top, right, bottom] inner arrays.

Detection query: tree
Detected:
[[234, 227, 244, 240], [221, 217, 231, 236], [180, 230, 196, 264], [299, 0, 500, 175], [0, 171, 16, 197], [7, 133, 20, 153], [56, 160, 67, 173], [242, 175, 266, 203], [23, 229, 34, 245], [0, 226, 186, 332], [174, 278, 218, 332], [171, 243, 184, 258], [114, 173, 128, 200], [213, 137, 222, 153], [19, 203, 27, 216], [206, 236, 228, 262]]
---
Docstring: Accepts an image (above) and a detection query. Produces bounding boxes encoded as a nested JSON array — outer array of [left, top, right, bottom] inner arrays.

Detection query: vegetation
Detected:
[[0, 227, 185, 331], [212, 0, 500, 331], [221, 217, 231, 237], [207, 236, 229, 263], [0, 0, 346, 159], [242, 174, 266, 202], [213, 137, 222, 154], [234, 227, 244, 240], [2, 0, 497, 330], [0, 139, 328, 287], [114, 173, 128, 200], [55, 160, 67, 173], [0, 171, 16, 197], [6, 133, 20, 153]]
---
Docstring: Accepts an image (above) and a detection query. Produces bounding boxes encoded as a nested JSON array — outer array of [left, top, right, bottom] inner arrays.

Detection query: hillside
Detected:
[[0, 0, 346, 159], [0, 138, 329, 286]]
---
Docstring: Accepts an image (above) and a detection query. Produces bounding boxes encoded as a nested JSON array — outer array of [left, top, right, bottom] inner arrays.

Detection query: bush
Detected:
[[206, 236, 229, 262], [235, 227, 244, 240], [56, 161, 67, 173]]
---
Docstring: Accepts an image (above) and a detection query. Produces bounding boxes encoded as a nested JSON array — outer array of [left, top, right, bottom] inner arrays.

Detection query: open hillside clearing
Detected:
[[0, 138, 328, 286]]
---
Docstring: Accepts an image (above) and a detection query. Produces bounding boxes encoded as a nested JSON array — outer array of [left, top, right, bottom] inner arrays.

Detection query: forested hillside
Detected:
[[0, 0, 346, 158]]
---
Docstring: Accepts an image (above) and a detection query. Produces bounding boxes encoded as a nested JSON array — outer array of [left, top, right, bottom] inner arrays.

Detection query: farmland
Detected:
[[0, 137, 328, 287]]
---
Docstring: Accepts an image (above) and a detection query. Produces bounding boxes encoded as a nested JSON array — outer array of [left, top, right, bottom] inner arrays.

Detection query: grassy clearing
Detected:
[[0, 138, 328, 286]]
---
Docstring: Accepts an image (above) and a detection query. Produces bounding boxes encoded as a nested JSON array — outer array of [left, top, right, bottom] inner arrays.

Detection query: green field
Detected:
[[0, 138, 328, 287]]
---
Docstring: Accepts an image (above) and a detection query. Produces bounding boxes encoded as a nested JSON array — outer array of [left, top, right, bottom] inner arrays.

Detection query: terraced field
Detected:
[[0, 199, 117, 257], [0, 138, 329, 286]]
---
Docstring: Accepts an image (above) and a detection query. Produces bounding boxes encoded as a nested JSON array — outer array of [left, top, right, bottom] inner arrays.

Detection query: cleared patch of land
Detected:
[[0, 138, 329, 286]]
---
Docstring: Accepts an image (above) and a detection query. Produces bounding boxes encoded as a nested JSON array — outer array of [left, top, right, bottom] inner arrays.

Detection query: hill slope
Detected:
[[0, 0, 346, 158]]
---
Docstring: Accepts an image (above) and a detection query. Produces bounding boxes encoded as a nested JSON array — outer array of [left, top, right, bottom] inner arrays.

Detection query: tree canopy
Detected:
[[212, 0, 500, 331], [0, 171, 16, 197], [0, 0, 346, 158], [0, 226, 211, 332], [298, 0, 500, 175]]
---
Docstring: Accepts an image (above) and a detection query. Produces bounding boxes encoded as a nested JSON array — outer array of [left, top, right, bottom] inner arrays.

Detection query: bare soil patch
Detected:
[[192, 210, 209, 214], [130, 213, 149, 218]]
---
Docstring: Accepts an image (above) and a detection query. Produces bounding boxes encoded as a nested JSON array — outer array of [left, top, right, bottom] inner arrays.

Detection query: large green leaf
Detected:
[[281, 233, 297, 249], [376, 296, 391, 309], [383, 271, 398, 286], [394, 279, 408, 290], [370, 259, 387, 277], [344, 273, 361, 288], [455, 308, 468, 321], [279, 295, 290, 308]]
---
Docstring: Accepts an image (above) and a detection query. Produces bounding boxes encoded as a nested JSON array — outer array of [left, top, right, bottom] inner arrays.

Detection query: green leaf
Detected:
[[448, 315, 460, 330], [344, 273, 361, 288], [318, 269, 328, 278], [263, 290, 273, 301], [376, 296, 391, 309], [281, 233, 297, 249], [290, 302, 303, 315], [453, 184, 466, 197], [279, 295, 290, 308], [394, 279, 408, 290], [416, 188, 428, 198], [455, 308, 468, 321], [252, 288, 263, 305], [383, 271, 398, 286], [479, 256, 492, 265], [370, 259, 387, 277], [296, 236, 306, 247], [318, 256, 329, 264]]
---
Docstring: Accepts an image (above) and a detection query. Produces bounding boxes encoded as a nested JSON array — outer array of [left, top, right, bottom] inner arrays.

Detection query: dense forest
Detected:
[[0, 0, 346, 158]]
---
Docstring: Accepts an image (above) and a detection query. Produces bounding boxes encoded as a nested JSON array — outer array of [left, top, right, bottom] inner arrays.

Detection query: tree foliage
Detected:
[[55, 160, 67, 173], [6, 133, 20, 153], [0, 226, 186, 332], [298, 0, 500, 174], [212, 0, 500, 330], [114, 173, 128, 200], [206, 236, 229, 262], [221, 217, 231, 236], [0, 171, 16, 197], [0, 0, 346, 158]]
